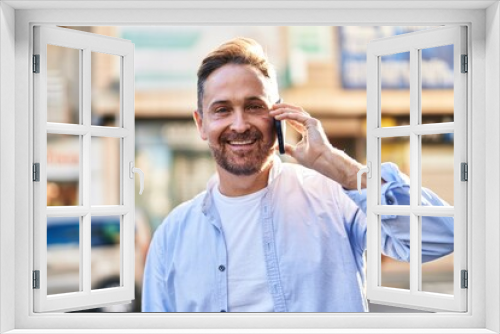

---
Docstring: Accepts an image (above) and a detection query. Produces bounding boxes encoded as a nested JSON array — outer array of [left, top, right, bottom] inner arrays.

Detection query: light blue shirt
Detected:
[[142, 158, 454, 312]]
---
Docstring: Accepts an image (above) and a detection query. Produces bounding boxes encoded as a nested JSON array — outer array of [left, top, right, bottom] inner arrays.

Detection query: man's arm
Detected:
[[270, 103, 453, 261], [343, 162, 454, 262]]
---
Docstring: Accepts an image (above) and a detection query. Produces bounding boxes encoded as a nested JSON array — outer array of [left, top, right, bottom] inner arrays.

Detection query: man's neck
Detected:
[[217, 161, 273, 197]]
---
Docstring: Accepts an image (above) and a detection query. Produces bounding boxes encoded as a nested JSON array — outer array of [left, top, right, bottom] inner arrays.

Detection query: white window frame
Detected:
[[33, 26, 136, 313], [0, 2, 498, 334], [365, 26, 467, 312]]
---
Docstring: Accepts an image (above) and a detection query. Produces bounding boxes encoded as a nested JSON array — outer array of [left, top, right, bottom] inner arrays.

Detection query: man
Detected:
[[142, 37, 453, 312]]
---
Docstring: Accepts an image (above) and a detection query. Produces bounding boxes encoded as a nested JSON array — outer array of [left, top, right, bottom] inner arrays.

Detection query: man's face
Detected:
[[194, 64, 276, 176]]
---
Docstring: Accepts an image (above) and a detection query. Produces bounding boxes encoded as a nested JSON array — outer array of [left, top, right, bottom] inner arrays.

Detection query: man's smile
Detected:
[[221, 130, 262, 152], [226, 138, 259, 151], [228, 139, 256, 145]]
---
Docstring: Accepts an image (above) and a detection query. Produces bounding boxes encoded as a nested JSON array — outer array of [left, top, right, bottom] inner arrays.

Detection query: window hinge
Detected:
[[33, 163, 40, 182], [33, 54, 40, 73], [461, 54, 468, 73], [33, 270, 40, 289], [461, 162, 468, 181], [461, 270, 468, 289]]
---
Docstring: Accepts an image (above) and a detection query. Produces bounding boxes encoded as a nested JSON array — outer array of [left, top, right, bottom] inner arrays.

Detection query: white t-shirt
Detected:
[[212, 186, 274, 312]]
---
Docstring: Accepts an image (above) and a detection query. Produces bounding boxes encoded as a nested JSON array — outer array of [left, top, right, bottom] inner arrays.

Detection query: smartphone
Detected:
[[274, 98, 285, 155]]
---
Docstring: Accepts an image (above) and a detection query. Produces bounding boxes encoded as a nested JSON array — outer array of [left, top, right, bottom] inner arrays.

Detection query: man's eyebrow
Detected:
[[246, 96, 267, 102], [208, 97, 268, 109]]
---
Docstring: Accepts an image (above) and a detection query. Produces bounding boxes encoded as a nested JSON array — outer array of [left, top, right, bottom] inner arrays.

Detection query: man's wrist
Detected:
[[310, 146, 361, 189], [341, 163, 364, 190]]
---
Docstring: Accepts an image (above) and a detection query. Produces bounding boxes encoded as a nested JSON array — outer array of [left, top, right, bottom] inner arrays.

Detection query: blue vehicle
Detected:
[[46, 215, 150, 312]]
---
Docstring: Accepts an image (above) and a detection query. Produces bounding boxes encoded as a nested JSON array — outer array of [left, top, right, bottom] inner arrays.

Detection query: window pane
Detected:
[[47, 44, 80, 124], [381, 215, 410, 290], [421, 216, 454, 295], [91, 52, 121, 127], [47, 216, 81, 295], [91, 215, 121, 290], [420, 45, 454, 124], [381, 136, 410, 204], [380, 52, 410, 127], [91, 137, 121, 205], [47, 134, 80, 206], [422, 133, 454, 205]]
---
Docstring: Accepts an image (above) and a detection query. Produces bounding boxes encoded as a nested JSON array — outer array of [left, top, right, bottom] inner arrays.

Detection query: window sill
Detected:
[[3, 329, 498, 334]]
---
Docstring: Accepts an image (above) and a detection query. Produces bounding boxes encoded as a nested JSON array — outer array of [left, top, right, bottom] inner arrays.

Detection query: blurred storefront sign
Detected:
[[118, 26, 285, 91], [339, 26, 453, 89]]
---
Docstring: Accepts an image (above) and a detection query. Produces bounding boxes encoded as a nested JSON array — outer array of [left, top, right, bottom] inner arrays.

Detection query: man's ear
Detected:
[[193, 110, 207, 141]]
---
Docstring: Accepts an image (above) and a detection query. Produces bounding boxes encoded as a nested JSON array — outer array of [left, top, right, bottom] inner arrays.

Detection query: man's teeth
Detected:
[[229, 140, 254, 145]]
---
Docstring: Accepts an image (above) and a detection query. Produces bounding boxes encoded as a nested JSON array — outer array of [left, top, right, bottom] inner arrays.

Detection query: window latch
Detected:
[[357, 162, 372, 194], [129, 162, 145, 195]]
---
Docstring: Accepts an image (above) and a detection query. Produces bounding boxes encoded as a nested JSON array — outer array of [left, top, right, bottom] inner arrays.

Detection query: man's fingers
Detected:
[[270, 104, 320, 140], [286, 119, 305, 133], [283, 143, 296, 157], [273, 110, 309, 123], [271, 104, 306, 116]]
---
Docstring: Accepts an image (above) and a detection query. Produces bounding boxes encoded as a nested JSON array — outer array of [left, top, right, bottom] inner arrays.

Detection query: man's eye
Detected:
[[247, 105, 266, 111], [214, 107, 229, 114]]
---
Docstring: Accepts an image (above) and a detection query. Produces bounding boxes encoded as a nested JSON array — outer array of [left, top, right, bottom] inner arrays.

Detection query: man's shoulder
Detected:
[[160, 191, 207, 227], [281, 161, 338, 185], [150, 190, 208, 250], [277, 162, 346, 204]]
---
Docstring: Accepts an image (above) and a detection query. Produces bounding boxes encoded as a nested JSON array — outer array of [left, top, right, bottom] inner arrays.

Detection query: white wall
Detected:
[[0, 2, 16, 333], [1, 3, 497, 332], [486, 2, 500, 333]]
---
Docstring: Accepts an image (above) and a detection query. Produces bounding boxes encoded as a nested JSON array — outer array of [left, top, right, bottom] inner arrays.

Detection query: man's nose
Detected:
[[229, 110, 251, 133]]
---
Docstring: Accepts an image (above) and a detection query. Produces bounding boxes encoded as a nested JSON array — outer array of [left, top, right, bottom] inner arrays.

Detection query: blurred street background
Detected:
[[46, 26, 455, 312]]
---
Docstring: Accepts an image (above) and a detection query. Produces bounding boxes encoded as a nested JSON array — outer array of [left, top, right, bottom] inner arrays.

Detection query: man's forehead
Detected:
[[203, 64, 272, 103]]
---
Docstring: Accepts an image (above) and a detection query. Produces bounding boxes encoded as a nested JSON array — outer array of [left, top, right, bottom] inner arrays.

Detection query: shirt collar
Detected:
[[202, 154, 283, 216]]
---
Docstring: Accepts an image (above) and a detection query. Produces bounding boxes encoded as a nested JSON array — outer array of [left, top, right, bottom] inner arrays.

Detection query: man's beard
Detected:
[[209, 129, 275, 176]]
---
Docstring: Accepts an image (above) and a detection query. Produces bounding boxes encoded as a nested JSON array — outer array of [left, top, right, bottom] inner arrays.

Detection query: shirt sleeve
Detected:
[[343, 162, 454, 263], [142, 220, 169, 312]]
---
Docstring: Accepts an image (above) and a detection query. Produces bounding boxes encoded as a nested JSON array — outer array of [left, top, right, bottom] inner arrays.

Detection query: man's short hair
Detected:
[[196, 37, 278, 114]]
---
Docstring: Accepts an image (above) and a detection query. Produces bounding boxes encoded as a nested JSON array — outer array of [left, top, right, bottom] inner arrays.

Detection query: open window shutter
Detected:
[[33, 26, 136, 312], [365, 26, 467, 312]]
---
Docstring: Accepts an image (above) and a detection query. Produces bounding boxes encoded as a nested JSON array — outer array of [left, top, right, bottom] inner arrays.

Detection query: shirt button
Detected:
[[218, 265, 226, 272]]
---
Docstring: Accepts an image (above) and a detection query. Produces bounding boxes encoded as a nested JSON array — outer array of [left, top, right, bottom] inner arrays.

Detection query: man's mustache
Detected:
[[220, 130, 263, 142]]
